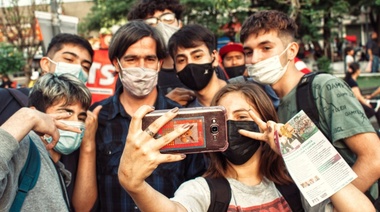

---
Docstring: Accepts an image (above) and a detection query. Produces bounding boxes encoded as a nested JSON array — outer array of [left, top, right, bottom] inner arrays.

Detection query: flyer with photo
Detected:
[[276, 110, 357, 206]]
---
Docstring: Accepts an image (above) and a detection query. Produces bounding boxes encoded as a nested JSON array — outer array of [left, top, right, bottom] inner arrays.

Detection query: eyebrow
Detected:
[[62, 51, 92, 66], [243, 40, 274, 50]]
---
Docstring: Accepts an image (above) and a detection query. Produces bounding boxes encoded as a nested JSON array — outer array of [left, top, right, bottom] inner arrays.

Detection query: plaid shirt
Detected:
[[93, 87, 207, 211]]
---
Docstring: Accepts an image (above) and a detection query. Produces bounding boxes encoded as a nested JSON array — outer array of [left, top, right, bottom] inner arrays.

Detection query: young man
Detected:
[[0, 73, 99, 211], [219, 42, 280, 108], [91, 21, 206, 211], [219, 42, 247, 78], [39, 33, 94, 83], [241, 10, 380, 199], [127, 0, 195, 106], [168, 24, 227, 107]]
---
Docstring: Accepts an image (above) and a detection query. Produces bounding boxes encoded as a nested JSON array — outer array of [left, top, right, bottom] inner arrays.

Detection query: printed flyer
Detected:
[[276, 110, 357, 206]]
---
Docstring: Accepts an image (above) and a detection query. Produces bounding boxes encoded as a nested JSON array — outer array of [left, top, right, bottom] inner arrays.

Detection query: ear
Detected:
[[158, 60, 163, 72], [178, 20, 183, 28], [40, 57, 52, 74], [112, 58, 121, 73], [287, 42, 299, 61], [211, 50, 219, 67]]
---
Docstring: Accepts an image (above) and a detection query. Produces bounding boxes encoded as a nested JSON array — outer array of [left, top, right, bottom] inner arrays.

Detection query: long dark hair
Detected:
[[203, 83, 292, 184]]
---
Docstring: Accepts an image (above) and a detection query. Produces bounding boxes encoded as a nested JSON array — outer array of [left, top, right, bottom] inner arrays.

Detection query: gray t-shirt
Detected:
[[0, 129, 69, 211], [170, 177, 331, 211]]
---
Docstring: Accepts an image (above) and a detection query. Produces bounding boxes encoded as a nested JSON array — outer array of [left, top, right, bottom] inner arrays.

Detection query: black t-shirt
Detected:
[[366, 39, 380, 56], [345, 77, 358, 88]]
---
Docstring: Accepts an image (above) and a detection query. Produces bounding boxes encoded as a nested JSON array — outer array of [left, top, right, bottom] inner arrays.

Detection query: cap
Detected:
[[219, 42, 244, 59]]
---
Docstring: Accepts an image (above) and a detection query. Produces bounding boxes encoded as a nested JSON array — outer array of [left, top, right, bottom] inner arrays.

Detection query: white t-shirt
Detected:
[[170, 177, 332, 212]]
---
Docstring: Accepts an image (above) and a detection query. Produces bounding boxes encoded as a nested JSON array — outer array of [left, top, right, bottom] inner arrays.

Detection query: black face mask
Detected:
[[224, 65, 246, 78], [177, 62, 214, 91], [222, 120, 261, 165]]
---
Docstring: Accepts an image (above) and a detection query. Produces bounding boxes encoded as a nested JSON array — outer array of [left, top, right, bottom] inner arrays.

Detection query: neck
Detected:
[[225, 148, 263, 186], [352, 73, 359, 80], [49, 149, 61, 163], [119, 88, 158, 115], [197, 74, 227, 106], [161, 57, 174, 69], [272, 64, 304, 98]]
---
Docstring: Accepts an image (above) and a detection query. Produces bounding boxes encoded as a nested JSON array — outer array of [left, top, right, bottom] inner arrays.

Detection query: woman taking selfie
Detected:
[[118, 83, 374, 211]]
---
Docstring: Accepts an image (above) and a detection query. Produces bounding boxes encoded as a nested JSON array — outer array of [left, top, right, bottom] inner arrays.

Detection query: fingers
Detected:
[[49, 112, 73, 120], [137, 107, 179, 137], [129, 105, 156, 135], [247, 109, 268, 131], [91, 105, 103, 117]]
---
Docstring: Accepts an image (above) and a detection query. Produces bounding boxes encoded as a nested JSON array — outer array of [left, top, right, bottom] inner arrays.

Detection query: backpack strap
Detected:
[[275, 183, 304, 212], [205, 177, 231, 212], [7, 88, 28, 107], [296, 72, 320, 125], [10, 137, 41, 212]]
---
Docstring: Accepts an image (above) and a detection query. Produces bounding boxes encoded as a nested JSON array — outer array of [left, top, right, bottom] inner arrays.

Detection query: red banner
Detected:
[[86, 49, 118, 104]]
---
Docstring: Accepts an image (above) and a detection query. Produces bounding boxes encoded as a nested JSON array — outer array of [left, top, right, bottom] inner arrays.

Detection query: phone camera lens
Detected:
[[210, 125, 219, 134]]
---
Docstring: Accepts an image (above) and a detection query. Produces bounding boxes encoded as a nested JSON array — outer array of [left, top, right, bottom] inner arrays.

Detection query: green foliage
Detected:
[[78, 0, 133, 34], [316, 56, 332, 73], [0, 43, 26, 75]]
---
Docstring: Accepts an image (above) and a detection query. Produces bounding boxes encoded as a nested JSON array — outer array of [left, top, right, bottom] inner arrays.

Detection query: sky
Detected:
[[0, 0, 90, 7]]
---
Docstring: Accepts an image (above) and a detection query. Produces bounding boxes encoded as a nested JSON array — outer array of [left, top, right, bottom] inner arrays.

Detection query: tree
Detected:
[[0, 0, 48, 85], [0, 43, 25, 75]]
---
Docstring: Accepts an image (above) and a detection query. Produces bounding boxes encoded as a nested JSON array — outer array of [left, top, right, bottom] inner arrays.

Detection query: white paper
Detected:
[[277, 110, 357, 206]]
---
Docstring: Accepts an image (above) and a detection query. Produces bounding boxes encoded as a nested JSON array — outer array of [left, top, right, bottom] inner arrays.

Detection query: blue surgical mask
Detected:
[[47, 58, 89, 83], [46, 120, 85, 155]]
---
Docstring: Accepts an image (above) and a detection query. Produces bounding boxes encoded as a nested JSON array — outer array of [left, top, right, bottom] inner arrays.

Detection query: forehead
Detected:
[[224, 51, 244, 58], [124, 37, 157, 56], [218, 92, 249, 109], [149, 9, 174, 18], [243, 30, 284, 48], [51, 43, 92, 62]]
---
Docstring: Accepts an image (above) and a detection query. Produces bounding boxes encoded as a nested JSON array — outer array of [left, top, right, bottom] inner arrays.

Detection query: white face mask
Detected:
[[155, 22, 180, 46], [47, 58, 88, 83], [246, 44, 291, 85], [117, 59, 158, 97], [45, 120, 85, 155]]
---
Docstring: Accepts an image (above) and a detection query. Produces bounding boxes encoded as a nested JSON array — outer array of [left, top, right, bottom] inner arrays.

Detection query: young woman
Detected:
[[344, 62, 380, 128], [118, 83, 374, 211]]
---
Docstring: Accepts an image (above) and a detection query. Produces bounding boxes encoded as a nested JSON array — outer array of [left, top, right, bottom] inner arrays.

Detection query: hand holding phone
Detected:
[[142, 106, 228, 154]]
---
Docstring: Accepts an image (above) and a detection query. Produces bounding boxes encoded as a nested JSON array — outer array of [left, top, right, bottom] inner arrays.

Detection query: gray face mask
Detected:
[[155, 22, 180, 47]]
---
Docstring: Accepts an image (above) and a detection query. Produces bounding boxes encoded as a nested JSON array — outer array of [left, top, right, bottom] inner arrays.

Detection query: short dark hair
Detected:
[[240, 10, 298, 44], [108, 21, 166, 62], [344, 46, 353, 55], [46, 33, 94, 60], [127, 0, 184, 20], [168, 24, 215, 59]]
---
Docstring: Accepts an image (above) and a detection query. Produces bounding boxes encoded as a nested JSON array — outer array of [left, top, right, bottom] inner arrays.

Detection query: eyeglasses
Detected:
[[144, 13, 176, 26]]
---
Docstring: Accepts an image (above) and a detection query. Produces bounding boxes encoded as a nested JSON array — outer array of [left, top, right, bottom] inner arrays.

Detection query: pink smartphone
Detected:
[[142, 106, 228, 154]]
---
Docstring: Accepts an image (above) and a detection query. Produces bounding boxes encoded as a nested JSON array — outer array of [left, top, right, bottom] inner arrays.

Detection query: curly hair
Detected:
[[127, 0, 184, 20]]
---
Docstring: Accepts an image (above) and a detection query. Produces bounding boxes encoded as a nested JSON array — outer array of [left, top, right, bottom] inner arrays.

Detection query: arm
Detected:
[[72, 106, 102, 211], [366, 87, 380, 99], [330, 183, 375, 211], [351, 87, 371, 107], [0, 107, 75, 148], [118, 105, 190, 212], [344, 133, 380, 192], [165, 87, 195, 106]]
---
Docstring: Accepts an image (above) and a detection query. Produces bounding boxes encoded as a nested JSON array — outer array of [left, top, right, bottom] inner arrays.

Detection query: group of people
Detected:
[[1, 0, 380, 211]]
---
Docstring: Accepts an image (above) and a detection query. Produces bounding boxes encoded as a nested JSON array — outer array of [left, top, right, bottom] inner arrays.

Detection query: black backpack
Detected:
[[0, 88, 29, 125], [206, 177, 304, 212]]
